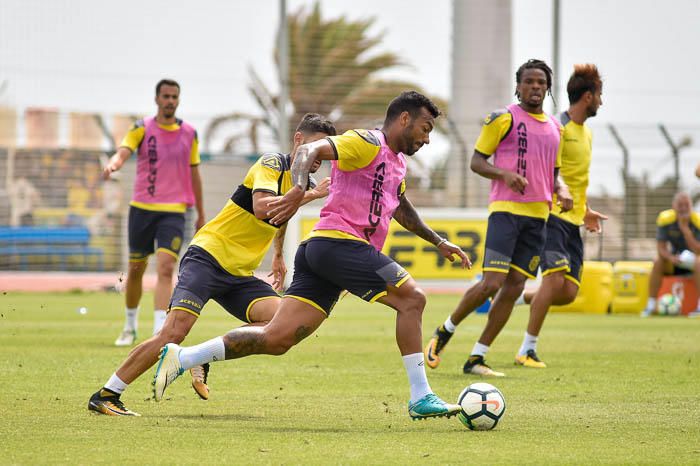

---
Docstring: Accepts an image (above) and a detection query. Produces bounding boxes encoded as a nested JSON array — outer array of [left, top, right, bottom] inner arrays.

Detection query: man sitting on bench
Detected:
[[642, 192, 700, 317]]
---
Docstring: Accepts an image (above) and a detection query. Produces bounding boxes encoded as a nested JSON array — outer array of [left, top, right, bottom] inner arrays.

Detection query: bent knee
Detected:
[[501, 282, 525, 300], [127, 261, 147, 276], [480, 278, 504, 297], [406, 286, 427, 310], [157, 263, 176, 278], [157, 326, 189, 344], [266, 337, 296, 356], [263, 328, 298, 356], [560, 285, 579, 304], [395, 286, 426, 314]]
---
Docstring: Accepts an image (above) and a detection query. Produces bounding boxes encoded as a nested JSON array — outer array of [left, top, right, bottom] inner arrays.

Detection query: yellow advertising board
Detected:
[[298, 208, 488, 280]]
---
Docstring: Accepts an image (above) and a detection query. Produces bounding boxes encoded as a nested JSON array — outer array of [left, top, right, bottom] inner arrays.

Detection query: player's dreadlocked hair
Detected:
[[514, 59, 554, 102], [567, 64, 603, 104]]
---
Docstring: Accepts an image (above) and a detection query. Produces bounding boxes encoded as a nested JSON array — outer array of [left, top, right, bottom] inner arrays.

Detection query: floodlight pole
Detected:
[[552, 0, 561, 114], [278, 0, 295, 287], [278, 0, 289, 153]]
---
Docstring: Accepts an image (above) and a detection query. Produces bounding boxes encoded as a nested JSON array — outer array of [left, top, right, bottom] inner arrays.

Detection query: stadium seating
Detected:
[[0, 226, 103, 271]]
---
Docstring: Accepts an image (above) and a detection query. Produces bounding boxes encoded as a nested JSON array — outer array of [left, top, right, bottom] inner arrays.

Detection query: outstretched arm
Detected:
[[102, 147, 132, 180], [392, 196, 471, 269], [583, 203, 608, 233]]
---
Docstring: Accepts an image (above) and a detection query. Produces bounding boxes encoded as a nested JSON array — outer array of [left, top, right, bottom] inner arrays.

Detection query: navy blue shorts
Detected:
[[128, 206, 185, 261], [541, 215, 584, 285], [664, 263, 693, 277], [285, 238, 410, 315], [482, 212, 546, 279], [169, 246, 279, 322]]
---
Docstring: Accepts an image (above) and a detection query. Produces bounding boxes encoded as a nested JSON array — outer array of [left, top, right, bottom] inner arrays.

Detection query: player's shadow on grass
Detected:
[[255, 425, 458, 434], [429, 371, 522, 381], [152, 415, 457, 433], [152, 413, 265, 421]]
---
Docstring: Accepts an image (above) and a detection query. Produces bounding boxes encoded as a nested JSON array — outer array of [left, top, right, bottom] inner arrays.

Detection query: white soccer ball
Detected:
[[457, 382, 506, 430], [658, 293, 681, 316]]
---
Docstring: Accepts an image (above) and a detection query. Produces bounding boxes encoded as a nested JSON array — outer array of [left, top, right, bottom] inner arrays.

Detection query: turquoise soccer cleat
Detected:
[[153, 343, 184, 401], [408, 393, 461, 420]]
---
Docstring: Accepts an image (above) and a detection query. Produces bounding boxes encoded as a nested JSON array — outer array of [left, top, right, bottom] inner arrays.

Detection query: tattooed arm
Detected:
[[392, 195, 443, 245], [266, 139, 335, 225], [393, 196, 471, 268]]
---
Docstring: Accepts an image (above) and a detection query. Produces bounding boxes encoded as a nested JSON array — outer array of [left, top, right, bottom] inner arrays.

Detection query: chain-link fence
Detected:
[[1, 108, 697, 272]]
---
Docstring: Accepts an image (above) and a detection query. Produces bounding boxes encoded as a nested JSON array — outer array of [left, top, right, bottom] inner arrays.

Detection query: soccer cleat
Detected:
[[153, 343, 184, 401], [190, 363, 210, 400], [408, 393, 462, 420], [463, 355, 505, 377], [114, 329, 137, 347], [424, 325, 454, 369], [87, 389, 140, 416], [640, 308, 655, 318], [514, 349, 547, 368]]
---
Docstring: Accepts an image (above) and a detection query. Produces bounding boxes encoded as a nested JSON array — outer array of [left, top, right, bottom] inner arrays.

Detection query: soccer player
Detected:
[[424, 59, 572, 376], [103, 79, 205, 346], [641, 192, 700, 317], [512, 64, 607, 367], [88, 114, 335, 416], [153, 91, 471, 421]]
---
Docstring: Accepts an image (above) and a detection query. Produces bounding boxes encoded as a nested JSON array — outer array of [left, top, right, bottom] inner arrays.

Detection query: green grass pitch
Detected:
[[1, 291, 699, 465]]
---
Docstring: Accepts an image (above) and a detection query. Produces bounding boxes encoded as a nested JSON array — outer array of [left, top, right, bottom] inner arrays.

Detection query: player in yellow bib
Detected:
[[514, 64, 608, 367], [88, 114, 334, 416]]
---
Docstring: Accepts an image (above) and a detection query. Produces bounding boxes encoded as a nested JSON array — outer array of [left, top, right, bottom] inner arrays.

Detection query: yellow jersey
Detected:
[[551, 112, 592, 226], [190, 152, 312, 277]]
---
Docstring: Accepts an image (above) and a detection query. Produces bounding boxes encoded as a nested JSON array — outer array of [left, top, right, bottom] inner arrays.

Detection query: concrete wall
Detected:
[[448, 0, 512, 208]]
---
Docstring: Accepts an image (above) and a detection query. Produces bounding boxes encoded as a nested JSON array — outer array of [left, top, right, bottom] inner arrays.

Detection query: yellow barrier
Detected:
[[300, 212, 488, 280], [611, 261, 653, 314], [550, 261, 613, 314]]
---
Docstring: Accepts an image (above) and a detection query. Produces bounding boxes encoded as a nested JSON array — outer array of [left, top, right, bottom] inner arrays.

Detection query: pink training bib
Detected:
[[489, 103, 561, 205], [132, 117, 196, 206], [314, 130, 406, 251]]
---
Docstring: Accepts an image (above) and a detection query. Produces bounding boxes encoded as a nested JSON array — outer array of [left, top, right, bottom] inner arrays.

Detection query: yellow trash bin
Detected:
[[550, 261, 613, 314], [611, 261, 653, 314]]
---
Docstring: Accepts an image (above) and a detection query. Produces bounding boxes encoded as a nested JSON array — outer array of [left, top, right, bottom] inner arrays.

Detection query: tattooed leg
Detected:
[[221, 297, 326, 359]]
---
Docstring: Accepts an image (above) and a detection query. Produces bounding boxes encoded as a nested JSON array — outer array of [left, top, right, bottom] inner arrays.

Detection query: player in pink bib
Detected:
[[102, 79, 205, 346], [153, 91, 472, 421], [425, 60, 573, 377]]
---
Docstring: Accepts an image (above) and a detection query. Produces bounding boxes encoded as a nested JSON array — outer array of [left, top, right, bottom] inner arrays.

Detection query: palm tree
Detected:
[[206, 2, 441, 153]]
